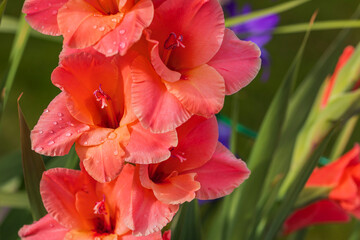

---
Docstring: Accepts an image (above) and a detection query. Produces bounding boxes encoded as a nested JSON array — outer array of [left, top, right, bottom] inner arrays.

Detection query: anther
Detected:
[[164, 32, 185, 50], [93, 84, 110, 109]]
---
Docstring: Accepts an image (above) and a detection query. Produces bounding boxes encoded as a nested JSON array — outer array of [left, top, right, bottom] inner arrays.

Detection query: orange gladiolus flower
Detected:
[[130, 0, 261, 133], [19, 167, 172, 239], [22, 0, 154, 56], [284, 144, 360, 234], [31, 50, 177, 183]]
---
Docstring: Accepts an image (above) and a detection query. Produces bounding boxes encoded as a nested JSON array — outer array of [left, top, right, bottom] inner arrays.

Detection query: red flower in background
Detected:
[[284, 144, 360, 234], [22, 0, 154, 56], [19, 167, 172, 239], [31, 50, 177, 183], [131, 0, 261, 133]]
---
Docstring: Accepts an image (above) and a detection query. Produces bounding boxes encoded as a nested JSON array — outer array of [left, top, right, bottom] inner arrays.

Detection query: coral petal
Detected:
[[18, 214, 68, 240], [131, 56, 192, 133], [194, 143, 250, 200], [31, 92, 90, 156], [208, 28, 261, 95], [164, 64, 225, 117]]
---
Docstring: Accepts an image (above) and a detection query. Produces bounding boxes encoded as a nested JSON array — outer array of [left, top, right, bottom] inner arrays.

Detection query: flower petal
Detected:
[[164, 64, 225, 117], [18, 214, 68, 240], [40, 168, 94, 230], [125, 122, 178, 164], [94, 0, 154, 56], [123, 167, 179, 236], [22, 0, 67, 35], [76, 126, 130, 183], [208, 28, 261, 95], [193, 142, 250, 200], [283, 199, 350, 235], [131, 56, 192, 133], [31, 92, 90, 156], [58, 0, 123, 49], [149, 0, 224, 69]]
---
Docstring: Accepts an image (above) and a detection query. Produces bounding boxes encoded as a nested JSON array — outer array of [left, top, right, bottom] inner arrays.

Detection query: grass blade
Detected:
[[0, 0, 7, 24], [225, 0, 309, 27], [18, 94, 47, 220]]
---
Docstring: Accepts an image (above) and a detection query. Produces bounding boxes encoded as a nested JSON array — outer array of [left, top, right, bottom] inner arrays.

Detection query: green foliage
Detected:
[[0, 0, 7, 24]]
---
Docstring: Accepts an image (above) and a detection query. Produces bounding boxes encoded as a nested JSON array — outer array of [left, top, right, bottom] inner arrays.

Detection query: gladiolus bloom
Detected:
[[18, 167, 173, 239], [31, 50, 177, 183], [284, 144, 360, 234], [124, 116, 250, 234], [22, 0, 154, 56], [131, 0, 261, 133]]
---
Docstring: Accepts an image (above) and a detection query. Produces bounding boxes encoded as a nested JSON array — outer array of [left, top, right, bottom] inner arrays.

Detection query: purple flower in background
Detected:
[[224, 1, 280, 81], [218, 121, 231, 148]]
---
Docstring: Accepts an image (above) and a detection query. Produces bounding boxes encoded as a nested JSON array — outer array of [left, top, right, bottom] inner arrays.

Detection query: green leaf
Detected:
[[18, 95, 47, 220], [294, 186, 332, 209], [0, 0, 7, 24], [0, 191, 30, 209], [172, 201, 203, 240], [0, 208, 32, 240], [0, 15, 31, 119], [225, 0, 309, 27], [228, 13, 314, 240], [263, 130, 335, 240], [274, 20, 360, 34]]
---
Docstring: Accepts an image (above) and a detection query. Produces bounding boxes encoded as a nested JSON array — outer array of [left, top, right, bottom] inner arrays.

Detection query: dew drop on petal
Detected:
[[52, 10, 57, 15], [65, 133, 72, 137], [99, 26, 105, 31], [53, 121, 58, 125], [93, 25, 97, 29], [107, 49, 113, 54], [111, 18, 117, 22], [39, 130, 43, 134], [105, 176, 112, 182], [57, 112, 63, 117], [114, 150, 118, 156], [49, 130, 54, 134], [108, 132, 117, 140], [35, 147, 43, 152], [119, 29, 125, 34], [84, 141, 88, 145], [48, 140, 55, 146], [113, 41, 117, 45], [44, 109, 49, 113], [119, 42, 126, 49]]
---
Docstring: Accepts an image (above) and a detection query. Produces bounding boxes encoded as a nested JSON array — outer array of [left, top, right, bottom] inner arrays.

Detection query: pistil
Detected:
[[94, 196, 112, 233], [162, 32, 185, 65], [93, 85, 118, 129]]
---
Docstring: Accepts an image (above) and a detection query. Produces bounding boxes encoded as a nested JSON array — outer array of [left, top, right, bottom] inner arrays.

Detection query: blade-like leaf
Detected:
[[0, 209, 33, 240], [225, 0, 309, 27], [228, 13, 315, 240], [0, 150, 22, 185], [0, 15, 30, 119], [294, 186, 332, 209], [18, 94, 47, 220], [0, 191, 30, 209], [0, 0, 7, 24], [172, 201, 203, 240]]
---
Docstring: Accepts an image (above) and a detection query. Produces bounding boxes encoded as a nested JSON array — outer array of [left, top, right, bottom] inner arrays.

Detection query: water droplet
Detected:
[[35, 147, 43, 152], [41, 25, 45, 29], [67, 30, 71, 33], [84, 141, 88, 145], [108, 132, 117, 140], [107, 49, 113, 54], [57, 112, 63, 117], [65, 133, 72, 137], [44, 109, 49, 113], [113, 41, 117, 45], [105, 176, 112, 182], [49, 223, 54, 227], [52, 10, 57, 15], [48, 140, 55, 146], [53, 121, 58, 125], [99, 26, 105, 31], [95, 237, 101, 240], [111, 18, 117, 22], [119, 42, 126, 49], [93, 25, 97, 29], [114, 150, 118, 156], [119, 29, 125, 34], [49, 130, 54, 134], [39, 130, 43, 134]]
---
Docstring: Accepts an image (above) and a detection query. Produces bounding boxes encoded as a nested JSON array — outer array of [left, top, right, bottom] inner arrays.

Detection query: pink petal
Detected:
[[124, 167, 179, 236], [283, 199, 350, 235], [76, 126, 130, 183], [164, 64, 225, 117], [52, 51, 121, 126], [193, 143, 250, 200], [140, 165, 200, 205], [58, 0, 122, 49], [307, 144, 360, 187], [208, 29, 261, 95], [94, 0, 154, 56], [122, 231, 164, 240], [31, 92, 90, 156], [154, 116, 218, 174], [131, 56, 192, 133], [125, 122, 178, 164], [149, 0, 224, 69], [18, 214, 68, 240], [40, 168, 94, 230], [22, 0, 67, 35]]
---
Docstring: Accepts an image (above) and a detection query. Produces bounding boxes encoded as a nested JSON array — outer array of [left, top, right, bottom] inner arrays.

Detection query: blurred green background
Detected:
[[0, 0, 360, 239]]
